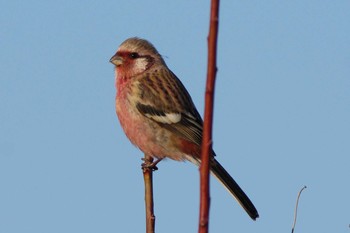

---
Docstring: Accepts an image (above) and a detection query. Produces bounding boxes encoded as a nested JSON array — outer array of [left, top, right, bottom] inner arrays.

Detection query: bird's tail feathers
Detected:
[[186, 155, 259, 220], [210, 159, 259, 220]]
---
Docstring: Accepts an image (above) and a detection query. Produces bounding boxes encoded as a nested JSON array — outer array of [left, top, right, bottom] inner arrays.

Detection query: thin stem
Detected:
[[198, 0, 220, 233], [291, 185, 307, 233], [143, 154, 155, 233]]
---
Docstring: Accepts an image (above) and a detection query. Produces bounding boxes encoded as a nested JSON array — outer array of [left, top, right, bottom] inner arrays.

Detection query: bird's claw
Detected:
[[141, 158, 163, 171]]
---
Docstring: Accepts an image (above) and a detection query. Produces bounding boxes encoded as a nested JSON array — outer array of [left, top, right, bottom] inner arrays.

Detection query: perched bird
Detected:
[[110, 37, 259, 220]]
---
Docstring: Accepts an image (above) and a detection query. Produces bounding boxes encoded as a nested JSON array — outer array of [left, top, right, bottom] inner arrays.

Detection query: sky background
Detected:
[[1, 1, 349, 232]]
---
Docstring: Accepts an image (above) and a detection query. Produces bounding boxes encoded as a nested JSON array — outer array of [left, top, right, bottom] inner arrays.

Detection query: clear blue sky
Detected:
[[1, 1, 349, 232]]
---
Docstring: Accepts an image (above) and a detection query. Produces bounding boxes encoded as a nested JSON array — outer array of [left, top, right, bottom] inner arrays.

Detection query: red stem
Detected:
[[198, 0, 220, 233]]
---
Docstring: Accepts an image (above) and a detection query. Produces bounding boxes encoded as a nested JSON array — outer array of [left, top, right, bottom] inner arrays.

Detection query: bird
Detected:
[[110, 37, 259, 220]]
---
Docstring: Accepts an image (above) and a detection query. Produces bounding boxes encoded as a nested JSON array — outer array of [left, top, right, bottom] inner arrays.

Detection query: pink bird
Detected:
[[110, 37, 259, 220]]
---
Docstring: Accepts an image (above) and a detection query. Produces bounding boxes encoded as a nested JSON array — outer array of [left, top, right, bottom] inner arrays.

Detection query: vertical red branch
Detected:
[[198, 0, 220, 233]]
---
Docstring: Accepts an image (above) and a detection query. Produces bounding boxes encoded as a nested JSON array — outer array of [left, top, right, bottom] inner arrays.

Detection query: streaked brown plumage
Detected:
[[110, 37, 259, 220]]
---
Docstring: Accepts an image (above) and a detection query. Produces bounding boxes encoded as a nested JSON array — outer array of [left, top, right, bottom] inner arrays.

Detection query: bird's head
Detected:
[[110, 37, 165, 79]]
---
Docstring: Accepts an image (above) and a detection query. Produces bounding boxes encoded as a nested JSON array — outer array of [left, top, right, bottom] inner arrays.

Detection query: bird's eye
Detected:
[[129, 53, 139, 59]]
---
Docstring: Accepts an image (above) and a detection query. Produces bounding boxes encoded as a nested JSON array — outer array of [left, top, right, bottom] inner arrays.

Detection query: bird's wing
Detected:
[[136, 103, 203, 146], [136, 68, 203, 146]]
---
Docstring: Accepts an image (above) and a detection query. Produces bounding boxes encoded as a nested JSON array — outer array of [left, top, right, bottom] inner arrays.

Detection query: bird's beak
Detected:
[[109, 54, 124, 66]]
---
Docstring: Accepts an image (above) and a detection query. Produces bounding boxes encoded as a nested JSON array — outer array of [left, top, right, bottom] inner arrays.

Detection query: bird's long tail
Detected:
[[210, 158, 259, 220]]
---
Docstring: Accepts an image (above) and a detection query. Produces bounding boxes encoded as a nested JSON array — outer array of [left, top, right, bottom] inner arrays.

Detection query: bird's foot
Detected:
[[141, 157, 163, 171]]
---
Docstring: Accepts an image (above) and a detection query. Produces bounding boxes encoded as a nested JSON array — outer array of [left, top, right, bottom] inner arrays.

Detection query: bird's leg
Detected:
[[141, 157, 163, 171]]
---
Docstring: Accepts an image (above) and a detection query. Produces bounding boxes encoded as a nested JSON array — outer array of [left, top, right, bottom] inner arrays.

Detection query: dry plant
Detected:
[[198, 0, 220, 233]]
